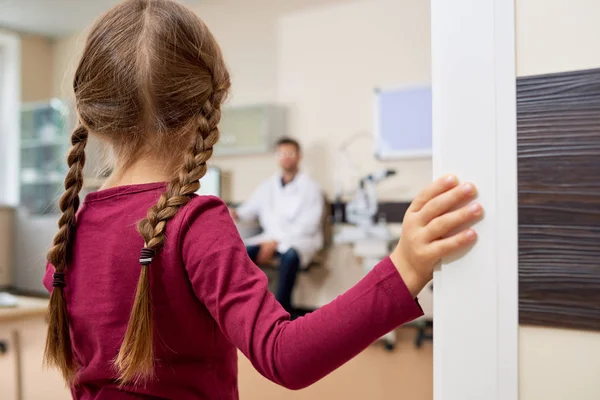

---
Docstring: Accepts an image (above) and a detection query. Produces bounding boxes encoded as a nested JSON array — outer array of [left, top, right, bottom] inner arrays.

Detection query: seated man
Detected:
[[231, 138, 323, 313]]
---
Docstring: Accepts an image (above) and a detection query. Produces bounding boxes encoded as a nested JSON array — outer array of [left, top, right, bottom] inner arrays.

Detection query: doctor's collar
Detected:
[[280, 171, 300, 187]]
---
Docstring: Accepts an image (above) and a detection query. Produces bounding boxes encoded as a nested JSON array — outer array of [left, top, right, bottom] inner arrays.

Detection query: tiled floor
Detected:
[[238, 327, 433, 400]]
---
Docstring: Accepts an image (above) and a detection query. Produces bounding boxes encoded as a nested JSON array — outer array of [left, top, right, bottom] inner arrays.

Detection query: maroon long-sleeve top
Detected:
[[43, 182, 423, 399]]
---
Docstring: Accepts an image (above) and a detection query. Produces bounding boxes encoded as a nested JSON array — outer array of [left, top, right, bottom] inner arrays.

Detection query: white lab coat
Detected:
[[236, 172, 324, 267]]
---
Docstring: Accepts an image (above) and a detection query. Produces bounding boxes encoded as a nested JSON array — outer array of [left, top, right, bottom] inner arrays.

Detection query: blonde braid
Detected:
[[44, 124, 88, 383], [114, 91, 224, 384], [141, 98, 221, 247]]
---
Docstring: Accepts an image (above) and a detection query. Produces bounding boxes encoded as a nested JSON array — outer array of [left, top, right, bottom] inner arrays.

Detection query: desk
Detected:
[[0, 296, 47, 323], [0, 295, 70, 400]]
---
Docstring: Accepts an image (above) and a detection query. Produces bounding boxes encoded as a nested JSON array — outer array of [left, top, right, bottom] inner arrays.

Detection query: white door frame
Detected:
[[431, 0, 518, 399], [0, 30, 21, 206]]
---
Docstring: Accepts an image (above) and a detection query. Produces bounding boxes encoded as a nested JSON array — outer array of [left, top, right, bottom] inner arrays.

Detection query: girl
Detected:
[[43, 0, 482, 398]]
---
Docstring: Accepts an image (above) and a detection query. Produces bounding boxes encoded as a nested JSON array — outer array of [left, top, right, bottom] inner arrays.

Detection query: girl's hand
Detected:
[[391, 175, 483, 297]]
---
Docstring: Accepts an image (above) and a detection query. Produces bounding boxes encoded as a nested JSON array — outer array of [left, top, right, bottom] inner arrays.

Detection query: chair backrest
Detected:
[[321, 194, 333, 250]]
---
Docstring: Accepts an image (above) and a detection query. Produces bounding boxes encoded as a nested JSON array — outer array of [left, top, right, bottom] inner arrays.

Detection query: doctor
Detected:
[[231, 138, 324, 313]]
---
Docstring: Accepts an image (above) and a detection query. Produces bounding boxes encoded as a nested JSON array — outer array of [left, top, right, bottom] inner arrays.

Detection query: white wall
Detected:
[[201, 0, 432, 201], [516, 0, 600, 399], [276, 0, 431, 201], [516, 0, 600, 77], [51, 0, 432, 202], [520, 326, 600, 400], [20, 34, 53, 103], [51, 28, 86, 101], [0, 30, 21, 207]]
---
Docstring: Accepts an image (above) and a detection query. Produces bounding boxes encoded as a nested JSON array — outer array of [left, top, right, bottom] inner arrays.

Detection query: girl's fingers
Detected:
[[419, 182, 477, 224], [409, 175, 459, 213], [425, 202, 483, 240], [430, 228, 478, 259]]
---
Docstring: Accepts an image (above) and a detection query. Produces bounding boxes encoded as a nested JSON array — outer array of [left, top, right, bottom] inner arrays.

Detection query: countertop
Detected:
[[0, 296, 48, 323]]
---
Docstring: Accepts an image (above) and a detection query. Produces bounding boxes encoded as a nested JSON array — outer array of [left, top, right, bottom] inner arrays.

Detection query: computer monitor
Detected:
[[196, 166, 221, 197]]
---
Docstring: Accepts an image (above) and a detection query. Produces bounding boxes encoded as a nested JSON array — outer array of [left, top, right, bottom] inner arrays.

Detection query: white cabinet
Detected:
[[216, 104, 286, 156], [19, 100, 71, 215]]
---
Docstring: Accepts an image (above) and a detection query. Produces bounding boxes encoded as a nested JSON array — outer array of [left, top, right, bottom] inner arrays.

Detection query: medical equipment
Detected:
[[346, 169, 396, 230], [335, 168, 397, 243], [332, 131, 370, 223], [335, 168, 399, 350]]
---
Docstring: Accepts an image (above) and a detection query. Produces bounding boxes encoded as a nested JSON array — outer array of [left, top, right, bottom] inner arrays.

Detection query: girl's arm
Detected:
[[181, 197, 421, 390], [181, 175, 481, 390]]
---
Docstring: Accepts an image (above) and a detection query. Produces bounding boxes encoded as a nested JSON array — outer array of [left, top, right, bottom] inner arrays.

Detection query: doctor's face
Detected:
[[277, 143, 301, 172]]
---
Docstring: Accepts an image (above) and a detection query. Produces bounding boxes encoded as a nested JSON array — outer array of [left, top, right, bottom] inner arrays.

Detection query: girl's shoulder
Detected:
[[177, 195, 243, 256], [177, 194, 235, 233], [188, 193, 228, 210]]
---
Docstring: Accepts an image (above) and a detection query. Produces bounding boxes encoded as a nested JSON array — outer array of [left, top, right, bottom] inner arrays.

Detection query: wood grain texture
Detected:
[[518, 68, 600, 331]]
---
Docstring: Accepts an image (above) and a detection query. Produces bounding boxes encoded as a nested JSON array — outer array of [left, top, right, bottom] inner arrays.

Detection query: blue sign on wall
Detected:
[[374, 86, 432, 159]]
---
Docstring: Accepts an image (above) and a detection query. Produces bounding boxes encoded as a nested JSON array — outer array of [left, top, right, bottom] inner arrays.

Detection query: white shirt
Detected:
[[236, 172, 324, 267]]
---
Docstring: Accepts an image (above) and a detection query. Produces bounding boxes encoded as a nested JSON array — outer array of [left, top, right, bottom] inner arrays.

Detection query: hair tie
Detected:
[[52, 272, 66, 288], [139, 247, 155, 266]]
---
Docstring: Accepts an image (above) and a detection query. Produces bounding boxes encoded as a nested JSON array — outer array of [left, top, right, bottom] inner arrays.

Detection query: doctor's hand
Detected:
[[257, 241, 278, 265], [390, 175, 483, 297]]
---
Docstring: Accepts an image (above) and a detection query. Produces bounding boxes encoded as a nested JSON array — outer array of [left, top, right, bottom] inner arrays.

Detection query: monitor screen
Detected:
[[374, 86, 432, 159], [196, 166, 221, 197]]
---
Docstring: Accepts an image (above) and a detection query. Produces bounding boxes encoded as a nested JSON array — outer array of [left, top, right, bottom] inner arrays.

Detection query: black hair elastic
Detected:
[[52, 272, 66, 288], [139, 247, 155, 266]]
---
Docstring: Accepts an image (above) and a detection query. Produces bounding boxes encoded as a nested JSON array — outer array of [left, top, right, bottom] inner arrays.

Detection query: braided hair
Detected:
[[45, 124, 88, 382], [116, 91, 227, 383]]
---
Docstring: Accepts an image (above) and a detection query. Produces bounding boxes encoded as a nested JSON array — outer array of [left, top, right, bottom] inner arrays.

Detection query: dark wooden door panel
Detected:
[[517, 68, 600, 331]]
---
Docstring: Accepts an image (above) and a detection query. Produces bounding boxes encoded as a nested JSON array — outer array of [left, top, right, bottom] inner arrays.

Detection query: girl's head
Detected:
[[45, 0, 230, 385]]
